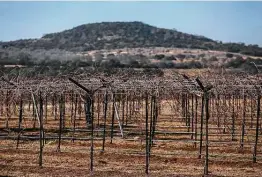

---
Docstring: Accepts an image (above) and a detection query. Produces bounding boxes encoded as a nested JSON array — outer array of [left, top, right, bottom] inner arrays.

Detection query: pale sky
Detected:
[[1, 1, 262, 46]]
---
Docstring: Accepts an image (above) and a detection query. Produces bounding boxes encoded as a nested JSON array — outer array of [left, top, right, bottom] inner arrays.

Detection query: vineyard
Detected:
[[1, 70, 262, 176]]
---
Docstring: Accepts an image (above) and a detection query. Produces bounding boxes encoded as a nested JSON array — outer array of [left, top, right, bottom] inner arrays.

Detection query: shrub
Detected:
[[225, 56, 245, 68], [176, 54, 186, 59], [209, 56, 218, 61], [198, 53, 206, 58], [164, 55, 176, 61], [154, 54, 165, 60], [226, 53, 234, 58], [186, 61, 203, 68]]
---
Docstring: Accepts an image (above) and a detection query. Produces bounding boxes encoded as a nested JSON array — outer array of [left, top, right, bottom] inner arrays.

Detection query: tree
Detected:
[[18, 52, 34, 66]]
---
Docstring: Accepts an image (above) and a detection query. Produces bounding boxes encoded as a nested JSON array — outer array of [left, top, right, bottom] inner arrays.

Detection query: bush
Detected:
[[241, 50, 254, 56], [186, 61, 203, 68], [226, 53, 234, 58], [164, 55, 176, 61], [142, 68, 164, 77], [0, 58, 17, 65], [225, 56, 245, 68], [129, 60, 140, 68], [176, 54, 186, 59], [240, 62, 258, 74], [154, 54, 165, 60], [198, 53, 205, 58], [209, 56, 218, 61], [254, 51, 262, 57], [227, 45, 241, 53], [107, 53, 115, 58]]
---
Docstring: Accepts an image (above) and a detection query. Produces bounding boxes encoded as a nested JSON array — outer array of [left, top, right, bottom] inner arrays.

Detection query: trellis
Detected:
[[0, 71, 262, 176]]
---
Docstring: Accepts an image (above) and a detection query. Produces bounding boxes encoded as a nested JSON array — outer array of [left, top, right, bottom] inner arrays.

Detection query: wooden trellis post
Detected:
[[110, 93, 115, 144], [195, 77, 213, 176], [204, 91, 210, 176], [150, 95, 158, 148], [199, 95, 205, 159], [194, 96, 198, 148], [16, 94, 23, 149], [72, 93, 78, 143], [240, 92, 246, 149], [57, 94, 64, 152], [90, 95, 94, 174], [102, 91, 108, 152], [145, 93, 149, 175], [69, 77, 108, 173], [231, 95, 236, 141], [32, 92, 44, 167], [191, 94, 194, 140], [253, 87, 261, 163]]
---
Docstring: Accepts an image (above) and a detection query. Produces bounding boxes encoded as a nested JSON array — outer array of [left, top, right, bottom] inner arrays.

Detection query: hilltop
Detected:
[[1, 21, 262, 56]]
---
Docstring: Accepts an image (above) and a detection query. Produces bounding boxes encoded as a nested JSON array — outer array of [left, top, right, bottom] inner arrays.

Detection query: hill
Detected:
[[1, 21, 262, 56], [1, 21, 262, 77]]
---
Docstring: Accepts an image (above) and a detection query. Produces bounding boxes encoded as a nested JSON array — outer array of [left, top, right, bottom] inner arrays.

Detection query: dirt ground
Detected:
[[1, 98, 262, 177], [1, 135, 262, 177]]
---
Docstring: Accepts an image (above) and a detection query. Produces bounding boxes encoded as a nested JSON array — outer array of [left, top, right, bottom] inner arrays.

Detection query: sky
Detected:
[[0, 1, 262, 46]]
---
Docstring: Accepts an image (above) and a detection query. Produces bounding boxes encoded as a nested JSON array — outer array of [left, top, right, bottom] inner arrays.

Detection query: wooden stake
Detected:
[[253, 91, 260, 163], [102, 91, 108, 151], [204, 92, 210, 176]]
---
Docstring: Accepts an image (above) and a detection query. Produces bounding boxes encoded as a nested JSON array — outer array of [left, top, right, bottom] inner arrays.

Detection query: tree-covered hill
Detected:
[[1, 21, 262, 56]]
